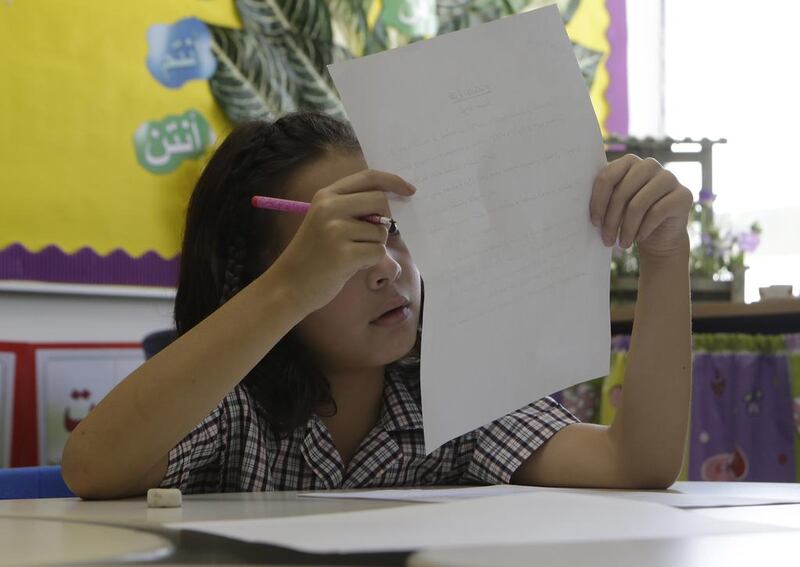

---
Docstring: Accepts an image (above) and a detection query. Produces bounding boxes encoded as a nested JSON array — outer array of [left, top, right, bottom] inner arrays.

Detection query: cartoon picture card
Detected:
[[36, 347, 145, 466]]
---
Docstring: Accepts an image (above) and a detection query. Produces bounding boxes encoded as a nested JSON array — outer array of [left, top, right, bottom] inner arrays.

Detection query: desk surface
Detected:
[[0, 488, 416, 526], [0, 516, 173, 566], [410, 530, 800, 567], [2, 483, 800, 567], [0, 491, 417, 567]]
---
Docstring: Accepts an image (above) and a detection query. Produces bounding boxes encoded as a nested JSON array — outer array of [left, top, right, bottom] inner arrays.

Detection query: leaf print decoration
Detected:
[[207, 24, 297, 123], [202, 0, 602, 124], [235, 0, 346, 117], [329, 0, 370, 57], [572, 43, 603, 89]]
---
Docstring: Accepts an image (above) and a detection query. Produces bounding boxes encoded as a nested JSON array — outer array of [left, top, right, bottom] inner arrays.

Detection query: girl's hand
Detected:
[[589, 154, 693, 258], [270, 169, 415, 313]]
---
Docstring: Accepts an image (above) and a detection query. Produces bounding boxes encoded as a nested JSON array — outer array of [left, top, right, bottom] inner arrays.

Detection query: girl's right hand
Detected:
[[269, 169, 416, 313]]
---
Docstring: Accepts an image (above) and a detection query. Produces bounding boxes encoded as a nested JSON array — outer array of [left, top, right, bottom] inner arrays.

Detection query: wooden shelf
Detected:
[[610, 299, 800, 335], [611, 275, 743, 304]]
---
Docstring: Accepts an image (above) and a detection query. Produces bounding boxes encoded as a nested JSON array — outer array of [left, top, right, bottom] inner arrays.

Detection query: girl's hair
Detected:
[[174, 111, 421, 438]]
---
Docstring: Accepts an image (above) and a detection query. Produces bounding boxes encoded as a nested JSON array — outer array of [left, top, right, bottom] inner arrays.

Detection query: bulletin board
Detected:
[[0, 0, 627, 292], [0, 1, 237, 290]]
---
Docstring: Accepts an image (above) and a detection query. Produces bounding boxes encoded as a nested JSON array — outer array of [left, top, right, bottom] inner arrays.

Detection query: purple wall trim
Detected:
[[0, 243, 179, 288], [605, 0, 629, 136]]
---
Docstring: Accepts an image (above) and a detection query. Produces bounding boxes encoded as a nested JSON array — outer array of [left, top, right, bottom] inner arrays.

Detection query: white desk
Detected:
[[0, 516, 173, 565], [1, 483, 799, 566], [410, 530, 800, 567], [0, 491, 415, 566]]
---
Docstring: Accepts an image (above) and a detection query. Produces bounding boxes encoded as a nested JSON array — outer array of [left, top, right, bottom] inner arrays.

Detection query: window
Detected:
[[629, 1, 800, 301]]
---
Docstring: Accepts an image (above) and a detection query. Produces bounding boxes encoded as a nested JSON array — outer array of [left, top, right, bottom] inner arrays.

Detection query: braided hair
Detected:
[[173, 112, 421, 438]]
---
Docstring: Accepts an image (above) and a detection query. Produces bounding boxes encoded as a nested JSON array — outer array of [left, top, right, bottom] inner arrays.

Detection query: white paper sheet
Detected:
[[328, 4, 611, 452], [671, 480, 800, 501], [170, 492, 781, 554], [299, 483, 800, 508], [694, 505, 800, 530], [299, 484, 539, 503], [538, 483, 800, 509]]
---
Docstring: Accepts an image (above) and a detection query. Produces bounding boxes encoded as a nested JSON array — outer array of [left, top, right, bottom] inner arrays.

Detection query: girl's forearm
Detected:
[[61, 266, 309, 498], [608, 239, 692, 486]]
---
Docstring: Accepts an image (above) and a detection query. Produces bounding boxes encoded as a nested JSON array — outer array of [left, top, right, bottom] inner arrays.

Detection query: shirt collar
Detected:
[[379, 367, 424, 433], [301, 414, 344, 488]]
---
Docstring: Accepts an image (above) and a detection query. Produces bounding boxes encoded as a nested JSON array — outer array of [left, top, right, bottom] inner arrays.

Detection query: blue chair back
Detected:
[[0, 466, 74, 499], [143, 329, 176, 359]]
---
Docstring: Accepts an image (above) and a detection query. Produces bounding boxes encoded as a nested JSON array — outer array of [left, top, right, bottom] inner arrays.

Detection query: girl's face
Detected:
[[273, 150, 422, 374]]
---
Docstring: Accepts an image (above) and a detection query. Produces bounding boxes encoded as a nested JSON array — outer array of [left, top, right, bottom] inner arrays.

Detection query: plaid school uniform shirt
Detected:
[[161, 369, 579, 493]]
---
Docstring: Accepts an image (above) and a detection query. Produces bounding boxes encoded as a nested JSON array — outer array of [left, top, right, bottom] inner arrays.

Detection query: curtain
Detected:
[[556, 333, 800, 482]]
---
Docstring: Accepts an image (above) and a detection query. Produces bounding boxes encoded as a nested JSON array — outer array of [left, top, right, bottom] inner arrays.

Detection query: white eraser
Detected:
[[147, 488, 182, 508]]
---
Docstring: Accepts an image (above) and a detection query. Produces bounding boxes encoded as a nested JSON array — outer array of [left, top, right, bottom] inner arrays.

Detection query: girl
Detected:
[[62, 112, 693, 498]]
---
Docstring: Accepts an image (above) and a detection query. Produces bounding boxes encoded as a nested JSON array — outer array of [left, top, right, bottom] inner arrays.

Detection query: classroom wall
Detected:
[[1, 1, 653, 345], [0, 291, 173, 343]]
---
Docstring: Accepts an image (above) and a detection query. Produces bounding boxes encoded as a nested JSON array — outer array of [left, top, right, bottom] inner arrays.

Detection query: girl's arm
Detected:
[[512, 155, 693, 489], [61, 267, 307, 499], [61, 169, 415, 499]]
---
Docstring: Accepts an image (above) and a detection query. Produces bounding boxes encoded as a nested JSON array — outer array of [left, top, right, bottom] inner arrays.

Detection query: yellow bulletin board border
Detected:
[[0, 0, 627, 294], [0, 1, 239, 292]]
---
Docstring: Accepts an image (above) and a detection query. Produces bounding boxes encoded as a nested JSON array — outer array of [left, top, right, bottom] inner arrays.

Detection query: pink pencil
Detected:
[[251, 196, 397, 233]]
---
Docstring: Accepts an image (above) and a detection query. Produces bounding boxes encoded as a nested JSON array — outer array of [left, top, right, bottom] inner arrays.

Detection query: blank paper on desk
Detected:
[[328, 4, 611, 452]]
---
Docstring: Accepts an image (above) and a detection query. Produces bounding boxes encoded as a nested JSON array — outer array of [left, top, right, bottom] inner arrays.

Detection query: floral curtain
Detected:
[[555, 334, 800, 482]]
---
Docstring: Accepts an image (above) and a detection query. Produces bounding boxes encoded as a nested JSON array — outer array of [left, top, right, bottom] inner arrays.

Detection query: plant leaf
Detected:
[[557, 0, 581, 23], [277, 32, 347, 116], [436, 0, 510, 35], [207, 24, 297, 123], [572, 42, 603, 88], [236, 0, 333, 41], [510, 0, 582, 23], [365, 16, 390, 53], [235, 0, 346, 117], [329, 0, 369, 57]]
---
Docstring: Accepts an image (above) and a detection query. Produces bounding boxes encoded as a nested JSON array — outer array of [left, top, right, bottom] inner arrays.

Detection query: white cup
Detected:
[[759, 285, 795, 300]]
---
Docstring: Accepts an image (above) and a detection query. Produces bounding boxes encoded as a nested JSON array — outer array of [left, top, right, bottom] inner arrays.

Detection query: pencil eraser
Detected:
[[147, 488, 182, 508]]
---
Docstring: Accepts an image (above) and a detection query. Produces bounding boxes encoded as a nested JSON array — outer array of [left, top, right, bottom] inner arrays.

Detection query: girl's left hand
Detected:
[[590, 154, 694, 258]]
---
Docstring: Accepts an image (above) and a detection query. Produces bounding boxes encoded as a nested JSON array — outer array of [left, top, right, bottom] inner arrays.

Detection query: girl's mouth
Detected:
[[371, 305, 411, 326]]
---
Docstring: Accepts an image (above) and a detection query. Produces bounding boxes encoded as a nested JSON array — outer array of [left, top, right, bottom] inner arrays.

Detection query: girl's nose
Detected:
[[369, 250, 402, 289]]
